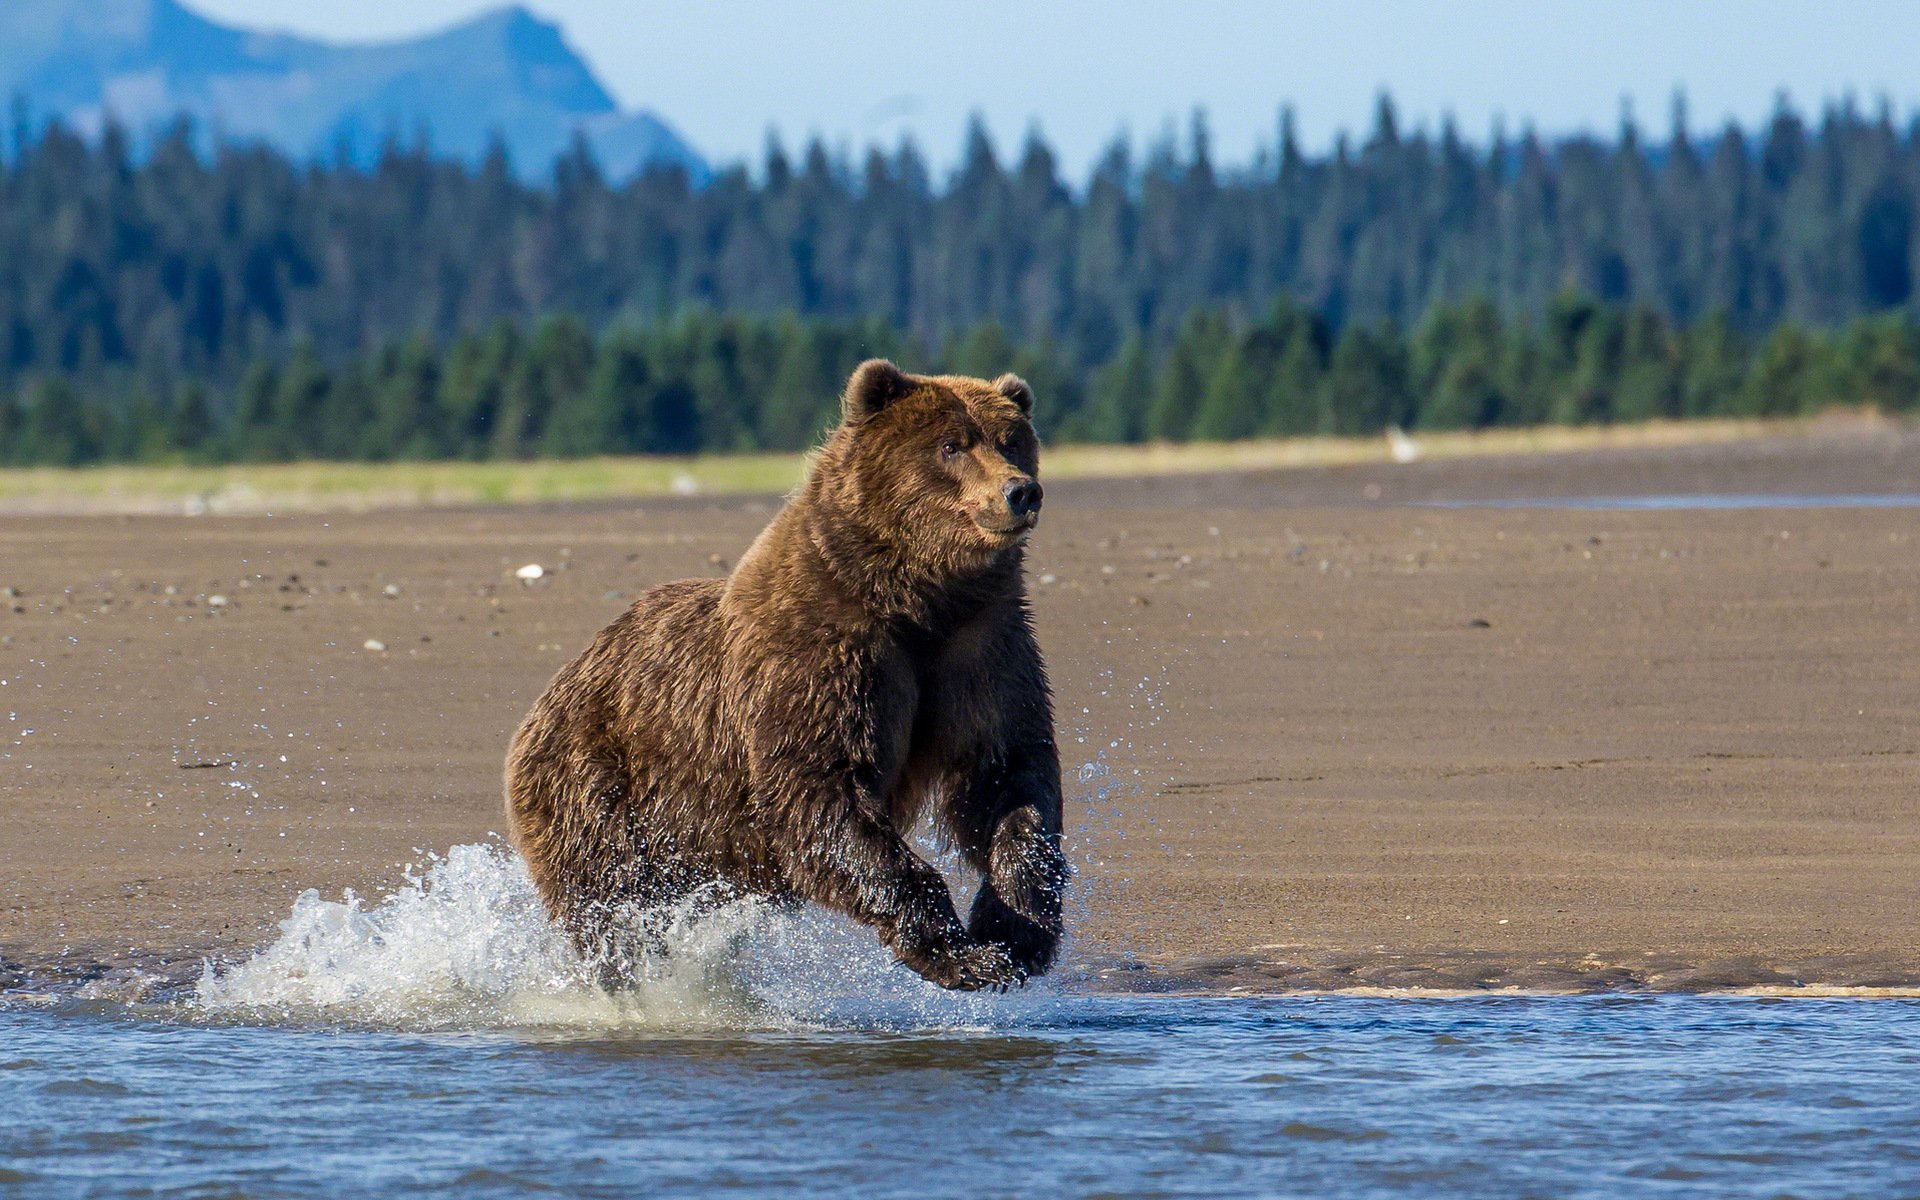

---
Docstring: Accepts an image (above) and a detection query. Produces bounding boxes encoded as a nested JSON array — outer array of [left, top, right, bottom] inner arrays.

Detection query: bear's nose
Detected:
[[1004, 478, 1043, 518]]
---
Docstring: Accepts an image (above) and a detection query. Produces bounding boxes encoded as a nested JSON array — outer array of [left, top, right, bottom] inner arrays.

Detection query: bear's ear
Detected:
[[841, 359, 915, 423], [992, 373, 1034, 416]]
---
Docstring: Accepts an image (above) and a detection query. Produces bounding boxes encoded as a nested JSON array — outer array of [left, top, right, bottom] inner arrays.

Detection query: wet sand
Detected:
[[3, 421, 1918, 994]]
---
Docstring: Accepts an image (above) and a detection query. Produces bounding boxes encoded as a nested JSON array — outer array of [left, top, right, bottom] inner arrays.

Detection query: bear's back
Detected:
[[512, 575, 729, 774], [598, 575, 733, 737]]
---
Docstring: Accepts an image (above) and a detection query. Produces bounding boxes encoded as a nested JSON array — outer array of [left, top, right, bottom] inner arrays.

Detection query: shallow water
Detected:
[[6, 994, 1920, 1197], [7, 850, 1920, 1195], [0, 849, 1915, 1197]]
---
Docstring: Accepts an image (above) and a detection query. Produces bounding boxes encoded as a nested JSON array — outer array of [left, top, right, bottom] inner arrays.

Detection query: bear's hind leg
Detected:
[[511, 786, 687, 989], [566, 855, 727, 991]]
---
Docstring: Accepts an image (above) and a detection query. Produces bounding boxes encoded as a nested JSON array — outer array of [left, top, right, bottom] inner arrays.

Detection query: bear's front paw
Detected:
[[968, 882, 1059, 980], [902, 938, 1019, 992]]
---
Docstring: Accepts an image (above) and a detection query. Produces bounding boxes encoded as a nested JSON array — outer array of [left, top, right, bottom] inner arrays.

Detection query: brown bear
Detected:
[[504, 360, 1067, 990]]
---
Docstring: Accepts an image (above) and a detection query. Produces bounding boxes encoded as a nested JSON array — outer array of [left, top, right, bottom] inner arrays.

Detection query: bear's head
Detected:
[[813, 359, 1044, 572]]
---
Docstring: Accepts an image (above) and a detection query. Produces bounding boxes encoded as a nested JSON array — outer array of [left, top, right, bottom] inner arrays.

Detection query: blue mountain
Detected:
[[0, 0, 705, 180]]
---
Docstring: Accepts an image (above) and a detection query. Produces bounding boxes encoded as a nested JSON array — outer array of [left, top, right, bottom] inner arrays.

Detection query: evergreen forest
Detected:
[[5, 95, 1920, 464]]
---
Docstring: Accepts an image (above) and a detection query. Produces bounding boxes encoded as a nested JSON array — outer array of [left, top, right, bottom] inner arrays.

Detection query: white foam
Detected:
[[195, 842, 1042, 1033]]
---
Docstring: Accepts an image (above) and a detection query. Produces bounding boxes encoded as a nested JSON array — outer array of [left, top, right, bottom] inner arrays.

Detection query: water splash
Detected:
[[194, 842, 1043, 1033], [1060, 658, 1176, 963]]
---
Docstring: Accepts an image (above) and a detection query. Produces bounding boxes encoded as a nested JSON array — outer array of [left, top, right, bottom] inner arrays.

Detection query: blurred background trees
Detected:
[[4, 94, 1920, 465]]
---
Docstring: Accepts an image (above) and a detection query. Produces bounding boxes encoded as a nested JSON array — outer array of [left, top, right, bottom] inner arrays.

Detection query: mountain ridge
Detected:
[[0, 0, 705, 180]]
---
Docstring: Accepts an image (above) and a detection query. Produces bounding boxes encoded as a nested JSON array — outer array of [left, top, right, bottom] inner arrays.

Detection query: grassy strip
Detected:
[[0, 416, 1845, 515]]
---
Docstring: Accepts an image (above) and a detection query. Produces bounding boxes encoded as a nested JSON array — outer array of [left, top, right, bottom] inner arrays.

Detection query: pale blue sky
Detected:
[[190, 0, 1920, 177]]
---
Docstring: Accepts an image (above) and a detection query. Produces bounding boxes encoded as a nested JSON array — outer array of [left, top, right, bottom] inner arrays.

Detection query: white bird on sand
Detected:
[[1386, 425, 1423, 464]]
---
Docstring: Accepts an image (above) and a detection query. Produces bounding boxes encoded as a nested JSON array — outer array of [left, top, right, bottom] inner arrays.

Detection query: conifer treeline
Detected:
[[5, 297, 1916, 467], [6, 93, 1920, 394]]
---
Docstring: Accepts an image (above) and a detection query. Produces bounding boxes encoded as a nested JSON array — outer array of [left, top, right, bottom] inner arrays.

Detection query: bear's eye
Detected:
[[939, 439, 962, 459]]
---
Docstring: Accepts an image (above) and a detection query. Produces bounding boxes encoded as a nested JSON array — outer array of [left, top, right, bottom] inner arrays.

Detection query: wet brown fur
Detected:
[[504, 361, 1067, 990]]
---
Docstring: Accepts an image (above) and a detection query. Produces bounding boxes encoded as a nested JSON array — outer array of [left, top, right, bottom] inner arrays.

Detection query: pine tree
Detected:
[[366, 336, 444, 459], [1741, 324, 1820, 415], [22, 377, 103, 466], [272, 341, 331, 458], [1833, 313, 1920, 411], [229, 362, 282, 461], [1611, 306, 1680, 423], [1263, 304, 1332, 435], [0, 387, 24, 465], [948, 320, 1019, 381], [119, 380, 174, 461], [547, 329, 649, 457], [760, 321, 838, 450], [1006, 336, 1081, 441], [168, 380, 213, 459], [1416, 298, 1507, 429], [1068, 336, 1154, 443], [491, 353, 548, 460], [1680, 313, 1746, 417], [1322, 322, 1409, 434], [1146, 311, 1230, 440], [1191, 328, 1276, 440], [1553, 305, 1626, 424], [449, 322, 520, 457], [636, 374, 701, 455]]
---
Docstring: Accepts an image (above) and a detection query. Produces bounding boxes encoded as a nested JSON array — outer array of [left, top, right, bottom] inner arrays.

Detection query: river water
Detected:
[[3, 846, 1919, 1197], [6, 992, 1920, 1197]]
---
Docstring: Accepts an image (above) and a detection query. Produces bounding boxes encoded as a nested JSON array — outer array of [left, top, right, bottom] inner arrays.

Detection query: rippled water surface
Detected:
[[6, 995, 1920, 1197], [6, 846, 1920, 1196]]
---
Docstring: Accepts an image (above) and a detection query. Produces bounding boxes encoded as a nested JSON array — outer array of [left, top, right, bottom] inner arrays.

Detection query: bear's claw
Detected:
[[904, 939, 1020, 991], [967, 879, 1060, 979]]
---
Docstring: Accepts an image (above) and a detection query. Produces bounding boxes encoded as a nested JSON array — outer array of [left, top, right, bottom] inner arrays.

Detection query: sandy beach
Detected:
[[3, 419, 1918, 995]]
